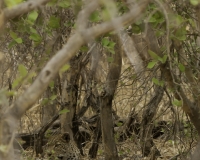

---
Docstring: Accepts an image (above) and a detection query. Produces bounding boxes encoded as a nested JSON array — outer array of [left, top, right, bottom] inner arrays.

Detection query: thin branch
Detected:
[[7, 0, 151, 119]]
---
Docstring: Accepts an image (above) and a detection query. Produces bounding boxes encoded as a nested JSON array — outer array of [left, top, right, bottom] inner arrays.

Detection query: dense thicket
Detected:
[[0, 0, 200, 160]]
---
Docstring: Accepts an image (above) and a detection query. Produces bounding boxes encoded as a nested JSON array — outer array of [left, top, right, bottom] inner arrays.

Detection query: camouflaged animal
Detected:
[[44, 132, 80, 160]]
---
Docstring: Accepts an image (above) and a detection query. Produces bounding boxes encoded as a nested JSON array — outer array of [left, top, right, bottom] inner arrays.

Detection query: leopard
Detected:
[[44, 132, 81, 160]]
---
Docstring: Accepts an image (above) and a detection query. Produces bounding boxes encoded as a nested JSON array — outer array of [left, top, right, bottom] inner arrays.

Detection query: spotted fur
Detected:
[[44, 132, 80, 160]]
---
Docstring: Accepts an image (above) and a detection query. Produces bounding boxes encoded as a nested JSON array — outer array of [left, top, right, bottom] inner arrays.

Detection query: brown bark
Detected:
[[60, 56, 81, 139], [89, 116, 101, 158], [100, 35, 122, 160], [190, 5, 200, 159], [42, 85, 58, 126], [191, 140, 200, 160], [144, 24, 200, 135], [119, 30, 144, 75], [140, 86, 163, 158]]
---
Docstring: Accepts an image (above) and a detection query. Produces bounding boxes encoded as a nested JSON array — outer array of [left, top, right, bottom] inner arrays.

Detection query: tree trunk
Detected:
[[89, 116, 101, 158], [60, 56, 80, 139], [144, 24, 200, 135], [42, 83, 58, 126], [140, 86, 163, 158], [60, 55, 85, 156], [100, 35, 122, 160]]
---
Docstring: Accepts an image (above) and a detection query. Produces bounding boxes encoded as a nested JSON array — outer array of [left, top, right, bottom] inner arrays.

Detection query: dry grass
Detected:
[[17, 62, 198, 160]]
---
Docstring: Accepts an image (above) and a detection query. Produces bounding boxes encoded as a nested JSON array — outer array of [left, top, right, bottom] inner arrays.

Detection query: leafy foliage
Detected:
[[0, 1, 200, 159]]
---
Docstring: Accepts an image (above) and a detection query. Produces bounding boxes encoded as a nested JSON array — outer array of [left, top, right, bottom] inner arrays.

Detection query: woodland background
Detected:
[[0, 0, 200, 160]]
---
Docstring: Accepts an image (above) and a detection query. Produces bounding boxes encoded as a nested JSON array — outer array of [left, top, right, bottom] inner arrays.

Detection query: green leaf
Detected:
[[90, 11, 100, 22], [48, 16, 60, 29], [49, 81, 54, 88], [117, 122, 123, 127], [131, 24, 142, 34], [102, 8, 111, 21], [149, 3, 157, 10], [149, 16, 157, 23], [10, 31, 17, 39], [178, 63, 185, 72], [108, 41, 116, 48], [8, 40, 17, 48], [174, 26, 187, 41], [154, 11, 164, 23], [102, 38, 110, 46], [48, 0, 58, 6], [80, 46, 88, 52], [17, 23, 26, 33], [156, 30, 165, 37], [27, 72, 36, 83], [107, 57, 114, 63], [161, 55, 167, 63], [147, 61, 157, 69], [6, 91, 16, 96], [102, 38, 116, 54], [0, 145, 7, 152], [105, 46, 115, 54], [29, 33, 42, 42], [118, 2, 128, 14], [152, 78, 164, 87], [15, 38, 22, 44], [58, 1, 71, 8], [149, 11, 165, 26], [10, 31, 22, 43], [50, 95, 57, 101], [152, 78, 159, 85], [30, 27, 38, 34], [188, 18, 195, 27], [12, 79, 20, 88], [5, 0, 23, 8], [159, 81, 164, 87], [27, 11, 38, 25], [60, 64, 70, 73], [158, 55, 167, 64], [190, 0, 200, 5], [169, 14, 185, 28], [18, 64, 28, 77], [172, 99, 182, 107], [148, 50, 161, 60], [41, 98, 49, 105], [59, 109, 70, 114]]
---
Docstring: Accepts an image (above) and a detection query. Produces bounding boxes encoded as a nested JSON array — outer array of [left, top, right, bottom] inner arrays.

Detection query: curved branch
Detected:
[[9, 0, 151, 119]]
